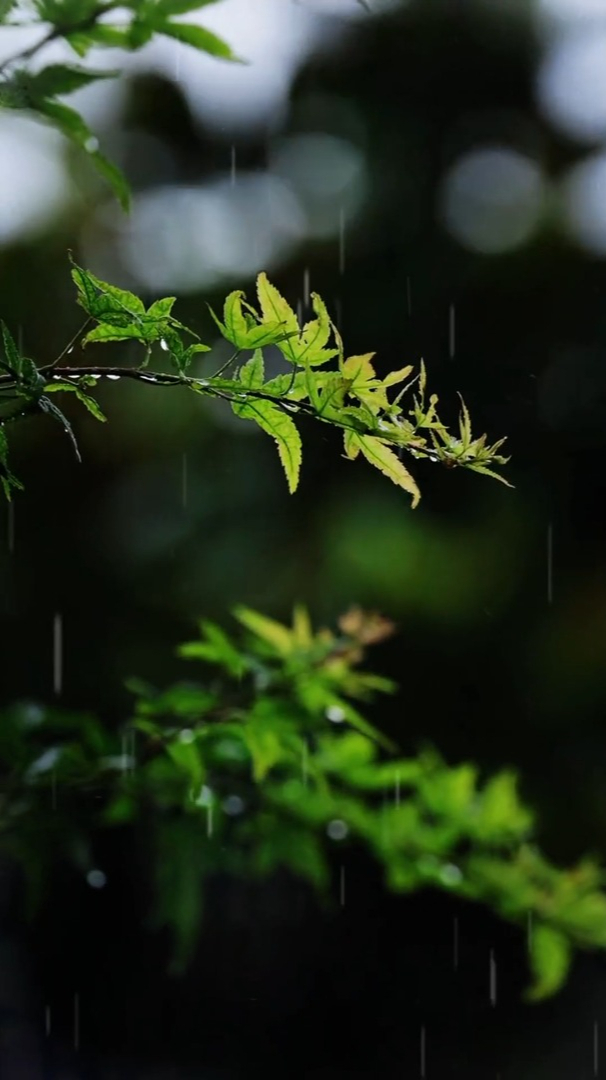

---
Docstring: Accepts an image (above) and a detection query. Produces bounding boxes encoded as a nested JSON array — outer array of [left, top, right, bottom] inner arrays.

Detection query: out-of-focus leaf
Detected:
[[526, 924, 572, 1002]]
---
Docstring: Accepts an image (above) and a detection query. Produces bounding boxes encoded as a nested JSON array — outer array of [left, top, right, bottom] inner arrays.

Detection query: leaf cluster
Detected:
[[0, 260, 513, 506], [0, 605, 604, 1000], [0, 0, 242, 208]]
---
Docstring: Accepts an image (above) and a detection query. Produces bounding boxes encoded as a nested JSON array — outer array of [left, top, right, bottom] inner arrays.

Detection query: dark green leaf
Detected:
[[26, 64, 118, 100]]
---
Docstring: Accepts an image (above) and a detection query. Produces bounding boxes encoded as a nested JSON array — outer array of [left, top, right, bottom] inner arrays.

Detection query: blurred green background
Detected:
[[3, 0, 606, 1075]]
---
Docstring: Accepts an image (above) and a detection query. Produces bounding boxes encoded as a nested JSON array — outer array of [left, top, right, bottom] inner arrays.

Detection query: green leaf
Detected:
[[83, 324, 144, 344], [70, 257, 145, 322], [0, 0, 19, 22], [36, 101, 131, 210], [146, 297, 176, 320], [232, 397, 302, 493], [37, 395, 81, 461], [0, 429, 23, 500], [238, 349, 264, 388], [74, 386, 106, 421], [474, 772, 534, 842], [66, 24, 131, 57], [154, 19, 244, 61], [155, 0, 222, 14], [43, 381, 107, 421], [1, 321, 22, 376], [352, 434, 421, 508], [178, 620, 248, 679], [26, 65, 118, 100], [526, 924, 572, 1002]]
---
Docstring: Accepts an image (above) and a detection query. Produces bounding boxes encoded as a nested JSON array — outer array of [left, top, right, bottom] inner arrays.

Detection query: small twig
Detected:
[[45, 318, 93, 372]]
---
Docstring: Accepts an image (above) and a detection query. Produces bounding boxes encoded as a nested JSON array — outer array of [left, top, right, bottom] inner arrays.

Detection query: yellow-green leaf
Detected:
[[344, 429, 361, 460], [342, 353, 376, 385], [419, 359, 427, 401], [234, 607, 293, 655], [256, 272, 299, 363], [297, 292, 338, 366], [353, 434, 421, 508], [292, 604, 313, 648], [232, 397, 302, 493], [382, 365, 414, 387]]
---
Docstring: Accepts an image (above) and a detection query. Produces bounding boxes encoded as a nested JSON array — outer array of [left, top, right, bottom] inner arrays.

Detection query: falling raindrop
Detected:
[[394, 770, 400, 806], [420, 1026, 426, 1078], [327, 819, 348, 840], [489, 949, 497, 1006], [86, 869, 107, 889], [182, 452, 188, 509], [175, 46, 181, 84], [7, 501, 14, 554], [303, 267, 310, 307], [231, 144, 236, 188], [53, 613, 62, 696], [547, 522, 553, 604], [297, 298, 303, 326], [449, 303, 456, 358], [84, 136, 99, 153], [338, 206, 345, 274]]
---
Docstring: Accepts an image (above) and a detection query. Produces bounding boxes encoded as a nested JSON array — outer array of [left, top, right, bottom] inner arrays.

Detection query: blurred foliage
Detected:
[[0, 257, 512, 503], [0, 0, 243, 208], [2, 604, 606, 1002]]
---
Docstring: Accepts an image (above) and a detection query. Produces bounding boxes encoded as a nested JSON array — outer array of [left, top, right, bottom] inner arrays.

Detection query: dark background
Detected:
[[2, 0, 606, 1075]]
